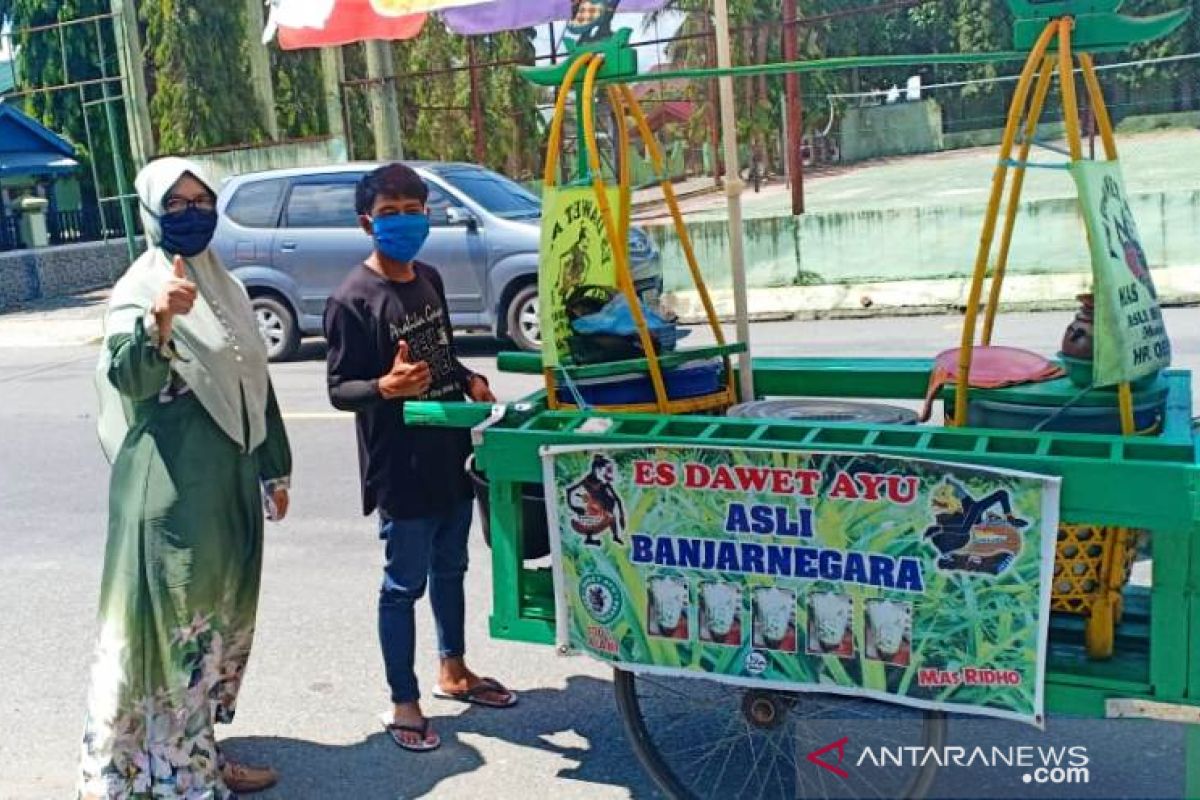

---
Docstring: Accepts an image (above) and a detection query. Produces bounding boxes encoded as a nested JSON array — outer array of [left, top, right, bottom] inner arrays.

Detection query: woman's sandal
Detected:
[[432, 676, 518, 709], [381, 715, 441, 752], [220, 761, 279, 794]]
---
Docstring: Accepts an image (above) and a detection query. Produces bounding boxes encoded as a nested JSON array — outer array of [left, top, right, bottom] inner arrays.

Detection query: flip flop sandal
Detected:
[[381, 715, 441, 753], [220, 761, 279, 794], [433, 677, 518, 709]]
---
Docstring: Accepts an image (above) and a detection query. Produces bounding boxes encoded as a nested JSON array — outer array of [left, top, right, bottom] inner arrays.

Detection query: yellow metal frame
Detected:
[[952, 17, 1136, 435], [952, 18, 1151, 660], [540, 53, 738, 415]]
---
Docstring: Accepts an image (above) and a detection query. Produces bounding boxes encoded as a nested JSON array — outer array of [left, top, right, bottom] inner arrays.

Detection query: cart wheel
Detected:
[[1085, 595, 1116, 660], [614, 669, 946, 800]]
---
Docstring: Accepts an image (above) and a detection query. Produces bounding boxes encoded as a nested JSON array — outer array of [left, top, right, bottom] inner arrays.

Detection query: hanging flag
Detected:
[[267, 0, 495, 49], [442, 0, 670, 36]]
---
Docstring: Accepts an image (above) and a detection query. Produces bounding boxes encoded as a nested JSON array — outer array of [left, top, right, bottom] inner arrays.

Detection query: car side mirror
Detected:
[[445, 206, 478, 230]]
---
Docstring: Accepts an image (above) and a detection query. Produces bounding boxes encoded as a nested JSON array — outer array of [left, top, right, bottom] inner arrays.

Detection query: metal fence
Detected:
[[0, 206, 130, 252], [0, 214, 23, 252]]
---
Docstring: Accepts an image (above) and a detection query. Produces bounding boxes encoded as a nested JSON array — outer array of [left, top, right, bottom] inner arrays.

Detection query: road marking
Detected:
[[282, 412, 353, 421]]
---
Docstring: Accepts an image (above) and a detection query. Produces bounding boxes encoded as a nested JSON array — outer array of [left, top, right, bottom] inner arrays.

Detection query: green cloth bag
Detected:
[[1070, 160, 1171, 387], [539, 185, 621, 367]]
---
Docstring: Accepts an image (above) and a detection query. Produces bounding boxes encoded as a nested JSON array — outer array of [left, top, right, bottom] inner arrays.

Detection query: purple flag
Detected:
[[442, 0, 669, 35]]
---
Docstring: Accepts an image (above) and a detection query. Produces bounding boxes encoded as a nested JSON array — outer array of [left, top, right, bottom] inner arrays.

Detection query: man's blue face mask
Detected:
[[372, 213, 430, 264]]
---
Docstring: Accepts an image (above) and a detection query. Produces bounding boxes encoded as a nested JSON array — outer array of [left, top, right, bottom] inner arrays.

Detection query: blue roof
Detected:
[[0, 151, 79, 177], [0, 102, 79, 177]]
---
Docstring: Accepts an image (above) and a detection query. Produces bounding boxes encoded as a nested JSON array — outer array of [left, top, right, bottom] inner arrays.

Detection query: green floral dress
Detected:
[[79, 318, 291, 800]]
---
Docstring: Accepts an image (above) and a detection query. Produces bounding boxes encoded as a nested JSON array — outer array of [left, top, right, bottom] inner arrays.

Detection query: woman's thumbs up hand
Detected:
[[153, 255, 198, 344]]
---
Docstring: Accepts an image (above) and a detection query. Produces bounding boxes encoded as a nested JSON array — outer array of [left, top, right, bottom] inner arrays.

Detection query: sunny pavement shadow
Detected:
[[221, 674, 664, 800]]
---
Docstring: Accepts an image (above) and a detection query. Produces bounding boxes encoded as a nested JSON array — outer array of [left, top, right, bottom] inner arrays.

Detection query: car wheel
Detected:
[[505, 284, 541, 352], [252, 295, 300, 362]]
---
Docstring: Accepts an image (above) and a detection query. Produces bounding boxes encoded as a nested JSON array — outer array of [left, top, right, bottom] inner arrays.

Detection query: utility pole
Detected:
[[467, 37, 487, 165], [705, 14, 722, 184], [713, 0, 753, 399], [244, 0, 280, 141], [365, 40, 404, 160], [96, 20, 138, 261], [782, 0, 805, 214], [109, 0, 154, 166], [320, 47, 349, 160]]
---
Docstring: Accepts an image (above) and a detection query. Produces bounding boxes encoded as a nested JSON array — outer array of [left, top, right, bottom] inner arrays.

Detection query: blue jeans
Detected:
[[378, 501, 472, 704]]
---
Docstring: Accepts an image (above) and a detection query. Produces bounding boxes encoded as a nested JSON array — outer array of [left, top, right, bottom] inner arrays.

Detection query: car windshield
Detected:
[[434, 167, 541, 220]]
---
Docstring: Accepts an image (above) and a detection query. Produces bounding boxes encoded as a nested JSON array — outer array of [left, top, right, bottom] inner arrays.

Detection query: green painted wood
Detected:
[[489, 616, 556, 645], [1187, 725, 1200, 799], [497, 351, 543, 375], [1043, 681, 1129, 718], [475, 417, 1195, 525], [1162, 372, 1196, 444], [1151, 525, 1191, 701], [520, 568, 556, 620], [413, 362, 1198, 711], [520, 28, 638, 88], [603, 52, 1028, 88], [1014, 9, 1190, 53], [403, 401, 495, 428], [1186, 511, 1200, 713], [1007, 0, 1120, 14], [748, 357, 934, 399], [488, 480, 525, 645]]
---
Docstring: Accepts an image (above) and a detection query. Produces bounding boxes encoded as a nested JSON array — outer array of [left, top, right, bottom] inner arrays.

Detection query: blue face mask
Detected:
[[372, 214, 430, 264], [159, 207, 218, 257]]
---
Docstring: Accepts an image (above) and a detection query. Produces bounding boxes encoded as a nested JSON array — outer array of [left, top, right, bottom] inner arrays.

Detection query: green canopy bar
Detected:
[[599, 51, 1031, 87]]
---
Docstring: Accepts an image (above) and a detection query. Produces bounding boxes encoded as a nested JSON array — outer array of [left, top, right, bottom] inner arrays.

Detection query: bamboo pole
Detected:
[[982, 56, 1056, 345], [581, 57, 671, 411], [951, 21, 1058, 427]]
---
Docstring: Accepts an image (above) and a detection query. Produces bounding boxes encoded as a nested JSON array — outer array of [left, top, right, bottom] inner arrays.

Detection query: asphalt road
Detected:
[[2, 310, 1197, 800]]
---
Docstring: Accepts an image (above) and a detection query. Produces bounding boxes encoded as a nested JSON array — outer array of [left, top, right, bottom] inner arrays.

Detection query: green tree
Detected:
[[272, 48, 328, 139], [140, 0, 265, 152], [1104, 0, 1200, 119], [395, 19, 471, 163], [479, 29, 541, 178], [0, 0, 130, 200]]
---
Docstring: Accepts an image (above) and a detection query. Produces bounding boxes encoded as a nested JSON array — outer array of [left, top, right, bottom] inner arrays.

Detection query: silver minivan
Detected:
[[212, 162, 662, 360]]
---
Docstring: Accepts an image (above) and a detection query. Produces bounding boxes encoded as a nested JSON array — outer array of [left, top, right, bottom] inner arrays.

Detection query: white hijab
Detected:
[[96, 157, 271, 462]]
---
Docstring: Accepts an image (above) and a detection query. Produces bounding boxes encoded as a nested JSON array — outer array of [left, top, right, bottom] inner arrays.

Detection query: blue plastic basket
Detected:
[[555, 360, 723, 407]]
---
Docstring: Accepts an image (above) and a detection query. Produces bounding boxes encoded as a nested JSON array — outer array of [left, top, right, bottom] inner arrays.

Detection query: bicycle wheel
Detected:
[[614, 668, 946, 800]]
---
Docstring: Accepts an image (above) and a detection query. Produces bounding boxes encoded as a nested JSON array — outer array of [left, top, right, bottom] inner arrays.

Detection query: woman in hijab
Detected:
[[79, 157, 292, 799]]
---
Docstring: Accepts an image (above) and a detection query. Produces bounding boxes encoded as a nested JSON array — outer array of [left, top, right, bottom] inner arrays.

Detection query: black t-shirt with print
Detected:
[[324, 262, 478, 519]]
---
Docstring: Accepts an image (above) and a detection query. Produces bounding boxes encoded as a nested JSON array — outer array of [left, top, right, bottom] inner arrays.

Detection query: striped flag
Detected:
[[267, 0, 494, 49]]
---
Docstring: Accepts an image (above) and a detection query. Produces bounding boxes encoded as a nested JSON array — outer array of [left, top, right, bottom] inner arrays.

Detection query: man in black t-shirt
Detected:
[[324, 163, 516, 753]]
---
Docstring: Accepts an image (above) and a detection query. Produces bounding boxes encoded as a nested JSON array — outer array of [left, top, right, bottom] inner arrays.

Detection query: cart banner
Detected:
[[543, 445, 1060, 726], [1071, 160, 1171, 387], [538, 186, 619, 368]]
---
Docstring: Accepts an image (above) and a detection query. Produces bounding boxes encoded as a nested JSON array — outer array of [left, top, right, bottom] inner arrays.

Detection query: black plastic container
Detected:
[[467, 455, 551, 560], [727, 399, 920, 425]]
